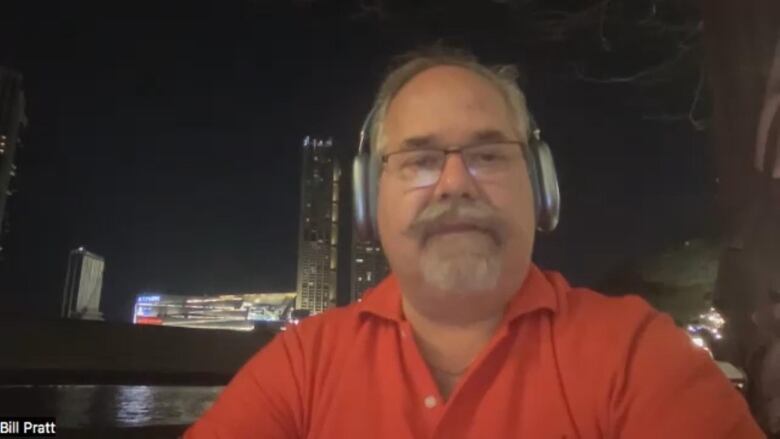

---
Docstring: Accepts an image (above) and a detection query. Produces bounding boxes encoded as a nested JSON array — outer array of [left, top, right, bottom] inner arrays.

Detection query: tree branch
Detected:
[[688, 67, 706, 130], [532, 0, 611, 42], [642, 67, 707, 131], [573, 43, 696, 84]]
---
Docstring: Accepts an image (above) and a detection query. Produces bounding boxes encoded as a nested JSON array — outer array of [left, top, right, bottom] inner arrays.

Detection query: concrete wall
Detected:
[[0, 319, 275, 384]]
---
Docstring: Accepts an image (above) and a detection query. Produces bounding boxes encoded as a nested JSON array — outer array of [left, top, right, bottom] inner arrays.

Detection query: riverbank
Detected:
[[59, 425, 188, 439], [0, 318, 274, 385]]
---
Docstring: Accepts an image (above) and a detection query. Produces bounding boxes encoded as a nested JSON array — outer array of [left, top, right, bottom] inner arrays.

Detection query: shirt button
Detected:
[[424, 395, 438, 409], [400, 330, 407, 338]]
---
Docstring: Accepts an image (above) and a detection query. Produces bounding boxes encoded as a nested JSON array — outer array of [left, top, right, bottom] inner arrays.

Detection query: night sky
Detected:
[[0, 0, 716, 322]]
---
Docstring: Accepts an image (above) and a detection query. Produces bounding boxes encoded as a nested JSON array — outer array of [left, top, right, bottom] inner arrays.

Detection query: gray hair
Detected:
[[369, 46, 532, 155]]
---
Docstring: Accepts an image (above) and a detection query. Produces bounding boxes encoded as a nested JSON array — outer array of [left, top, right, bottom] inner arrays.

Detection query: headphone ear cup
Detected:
[[352, 153, 374, 241], [532, 139, 561, 232], [524, 142, 543, 224], [367, 153, 381, 240]]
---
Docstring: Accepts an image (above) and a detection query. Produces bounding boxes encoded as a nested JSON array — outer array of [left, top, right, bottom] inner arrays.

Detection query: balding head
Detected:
[[369, 47, 531, 156]]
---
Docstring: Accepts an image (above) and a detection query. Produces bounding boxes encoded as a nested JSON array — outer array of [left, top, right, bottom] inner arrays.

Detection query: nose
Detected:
[[431, 153, 481, 201]]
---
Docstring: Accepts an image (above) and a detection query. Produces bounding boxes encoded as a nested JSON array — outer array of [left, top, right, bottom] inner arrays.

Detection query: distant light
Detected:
[[692, 336, 706, 349], [77, 246, 85, 252], [138, 295, 161, 303]]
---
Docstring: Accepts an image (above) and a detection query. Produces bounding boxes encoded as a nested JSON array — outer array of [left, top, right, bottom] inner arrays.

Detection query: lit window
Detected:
[[356, 258, 364, 263]]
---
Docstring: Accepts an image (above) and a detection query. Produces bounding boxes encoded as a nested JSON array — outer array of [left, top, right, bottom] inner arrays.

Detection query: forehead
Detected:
[[383, 65, 516, 146]]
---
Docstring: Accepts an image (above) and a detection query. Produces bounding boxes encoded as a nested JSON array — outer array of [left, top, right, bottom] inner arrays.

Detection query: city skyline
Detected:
[[0, 1, 717, 322], [127, 134, 390, 326]]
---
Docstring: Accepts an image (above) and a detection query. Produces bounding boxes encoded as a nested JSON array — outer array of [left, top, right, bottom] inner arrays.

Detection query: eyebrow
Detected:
[[398, 129, 513, 150], [468, 129, 512, 144], [399, 135, 438, 150]]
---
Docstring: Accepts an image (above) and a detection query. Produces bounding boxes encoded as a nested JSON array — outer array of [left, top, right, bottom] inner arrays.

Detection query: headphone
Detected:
[[352, 106, 561, 243]]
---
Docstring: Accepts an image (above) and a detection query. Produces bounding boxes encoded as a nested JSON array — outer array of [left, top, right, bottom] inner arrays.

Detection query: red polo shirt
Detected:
[[185, 265, 762, 438]]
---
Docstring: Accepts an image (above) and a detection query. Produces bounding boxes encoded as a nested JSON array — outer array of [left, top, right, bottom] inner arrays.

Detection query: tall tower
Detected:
[[350, 230, 390, 302], [0, 68, 26, 258], [296, 137, 340, 314], [61, 247, 105, 321]]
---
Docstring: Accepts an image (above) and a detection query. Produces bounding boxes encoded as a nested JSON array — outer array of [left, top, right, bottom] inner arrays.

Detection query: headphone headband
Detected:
[[358, 106, 377, 156]]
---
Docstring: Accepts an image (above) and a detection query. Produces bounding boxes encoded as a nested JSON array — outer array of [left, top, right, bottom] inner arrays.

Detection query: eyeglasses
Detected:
[[381, 141, 525, 188]]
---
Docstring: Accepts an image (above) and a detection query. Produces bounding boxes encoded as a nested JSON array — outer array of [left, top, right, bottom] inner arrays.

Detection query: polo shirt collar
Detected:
[[357, 264, 558, 324]]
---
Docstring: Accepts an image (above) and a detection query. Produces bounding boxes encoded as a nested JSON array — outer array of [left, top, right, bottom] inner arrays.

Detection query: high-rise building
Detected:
[[350, 229, 390, 302], [296, 136, 340, 314], [61, 247, 105, 321], [0, 68, 27, 257]]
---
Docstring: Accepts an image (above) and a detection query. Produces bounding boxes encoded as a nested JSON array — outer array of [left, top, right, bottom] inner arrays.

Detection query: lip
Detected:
[[428, 223, 487, 237]]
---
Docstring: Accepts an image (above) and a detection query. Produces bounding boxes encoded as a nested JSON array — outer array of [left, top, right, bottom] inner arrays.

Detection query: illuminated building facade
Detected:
[[133, 291, 297, 331], [350, 228, 390, 302], [61, 247, 105, 321], [296, 136, 340, 314], [0, 67, 27, 257]]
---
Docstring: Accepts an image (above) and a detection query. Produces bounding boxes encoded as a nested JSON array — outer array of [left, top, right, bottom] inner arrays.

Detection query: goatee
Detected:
[[406, 199, 506, 294]]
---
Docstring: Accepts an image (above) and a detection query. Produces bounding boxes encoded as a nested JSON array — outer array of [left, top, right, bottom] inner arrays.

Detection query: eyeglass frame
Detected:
[[379, 140, 528, 188]]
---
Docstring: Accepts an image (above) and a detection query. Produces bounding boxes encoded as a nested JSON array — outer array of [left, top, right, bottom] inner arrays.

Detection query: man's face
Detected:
[[377, 66, 536, 297]]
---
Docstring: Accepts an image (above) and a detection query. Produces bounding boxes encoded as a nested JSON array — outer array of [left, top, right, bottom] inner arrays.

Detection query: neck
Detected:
[[402, 293, 504, 399], [402, 298, 503, 354]]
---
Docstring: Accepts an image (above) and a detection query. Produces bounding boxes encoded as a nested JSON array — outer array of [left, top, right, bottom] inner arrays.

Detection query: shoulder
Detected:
[[541, 269, 681, 368], [539, 271, 718, 432], [273, 301, 370, 365], [545, 270, 662, 337]]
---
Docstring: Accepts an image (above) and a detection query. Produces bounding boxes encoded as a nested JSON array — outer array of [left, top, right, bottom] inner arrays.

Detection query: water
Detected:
[[0, 385, 223, 428]]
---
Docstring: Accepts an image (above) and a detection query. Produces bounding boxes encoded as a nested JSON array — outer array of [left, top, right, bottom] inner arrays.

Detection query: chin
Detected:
[[420, 252, 502, 294]]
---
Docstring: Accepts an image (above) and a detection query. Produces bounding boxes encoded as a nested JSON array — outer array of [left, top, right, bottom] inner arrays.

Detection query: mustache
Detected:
[[404, 199, 506, 244]]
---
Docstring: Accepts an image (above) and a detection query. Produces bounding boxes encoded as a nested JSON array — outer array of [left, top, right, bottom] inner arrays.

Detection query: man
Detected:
[[185, 47, 762, 438]]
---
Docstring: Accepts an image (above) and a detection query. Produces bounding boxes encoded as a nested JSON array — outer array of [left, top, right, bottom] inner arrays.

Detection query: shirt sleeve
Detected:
[[183, 329, 306, 439], [609, 312, 764, 438]]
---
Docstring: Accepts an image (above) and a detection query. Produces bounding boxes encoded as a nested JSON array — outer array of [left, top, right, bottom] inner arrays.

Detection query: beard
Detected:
[[405, 199, 506, 295], [420, 232, 502, 293]]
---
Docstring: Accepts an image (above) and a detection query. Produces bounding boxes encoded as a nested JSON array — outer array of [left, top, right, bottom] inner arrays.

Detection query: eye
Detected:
[[469, 145, 511, 165], [476, 152, 501, 162], [402, 151, 441, 169]]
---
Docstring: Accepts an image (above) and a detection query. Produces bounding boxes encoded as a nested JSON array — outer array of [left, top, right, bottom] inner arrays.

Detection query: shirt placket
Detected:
[[397, 320, 447, 435], [433, 324, 515, 438], [397, 320, 514, 438]]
